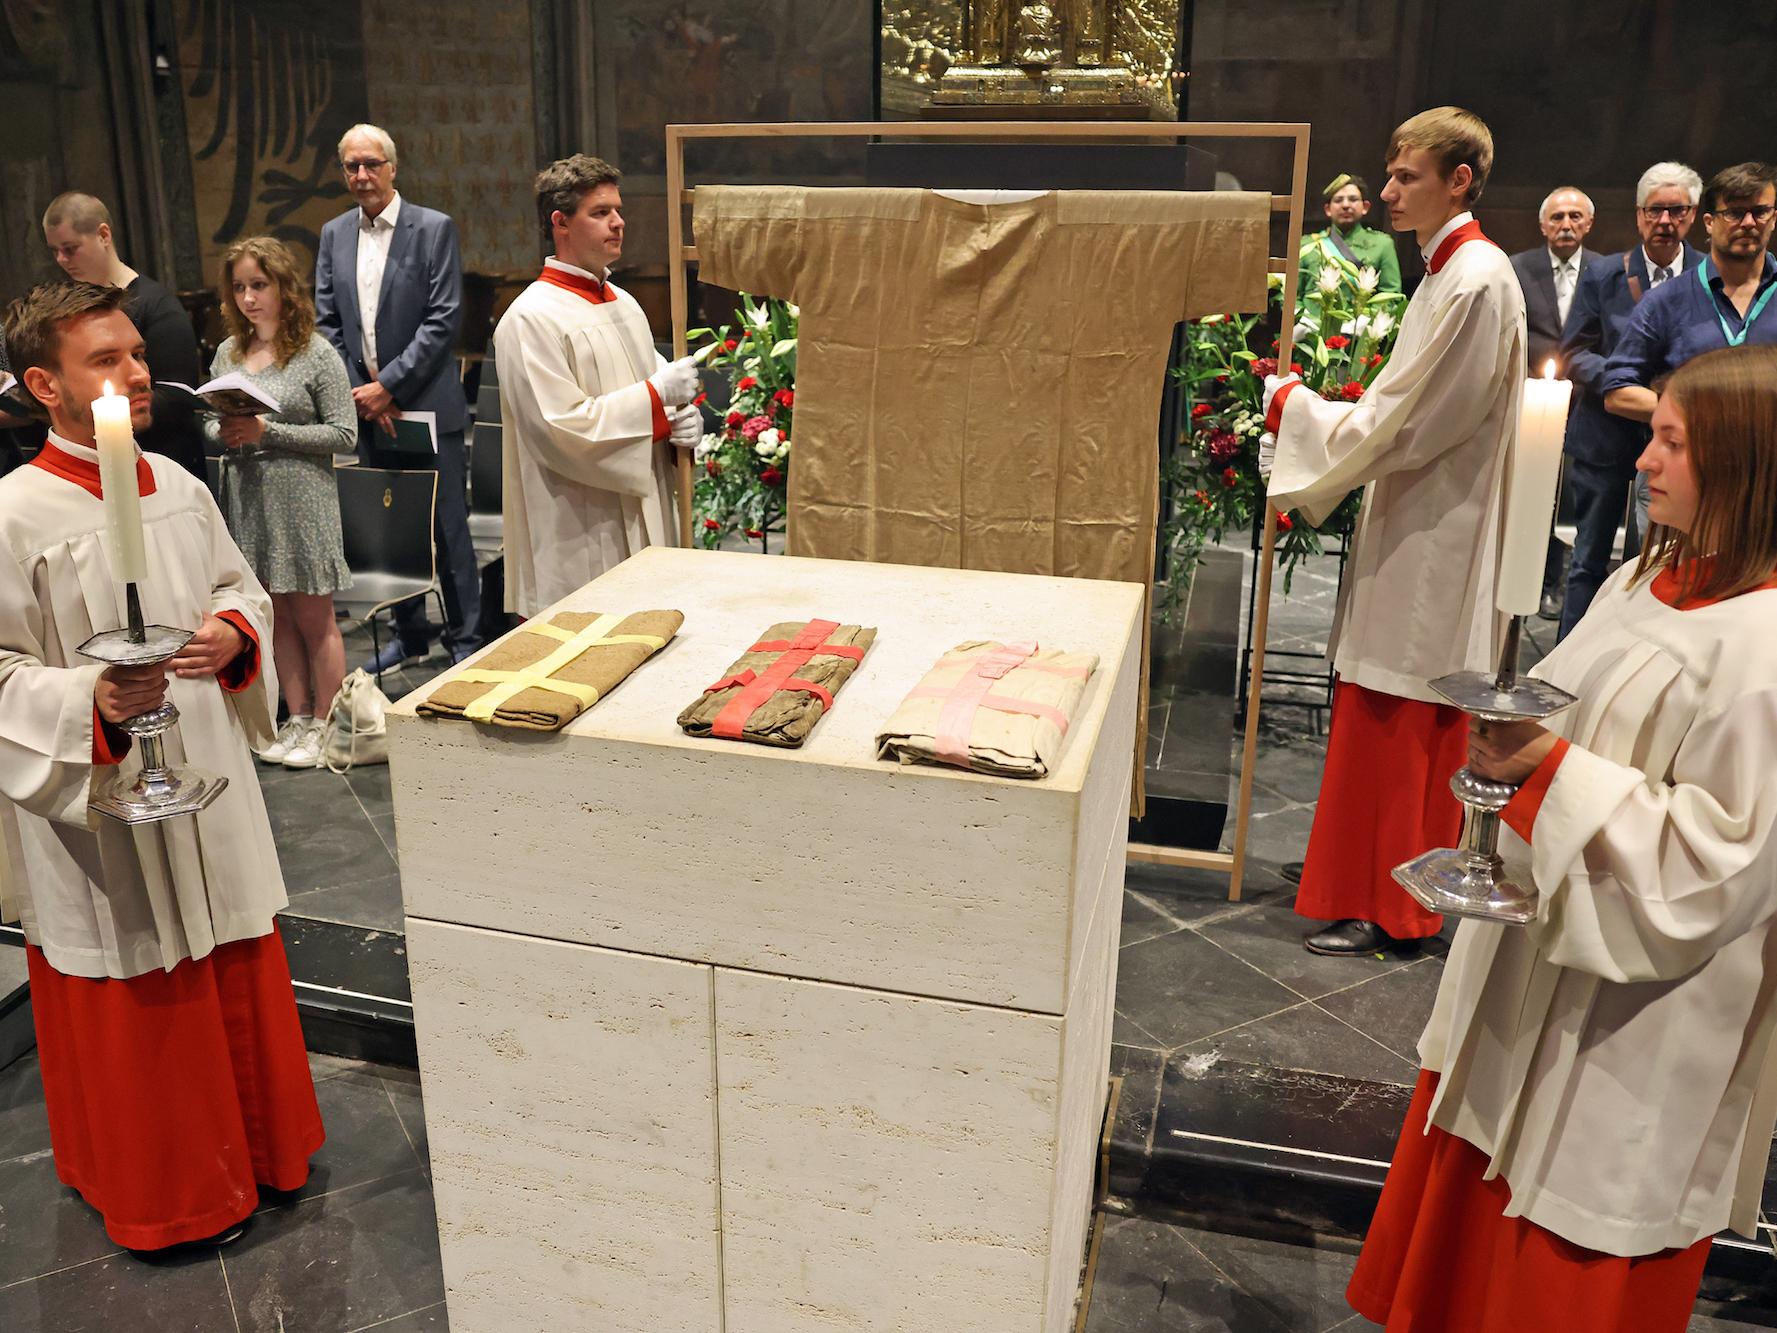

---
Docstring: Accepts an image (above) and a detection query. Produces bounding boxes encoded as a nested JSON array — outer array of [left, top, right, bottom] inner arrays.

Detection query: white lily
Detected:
[[1318, 265, 1342, 295], [748, 304, 771, 329], [1292, 316, 1318, 343], [786, 303, 800, 319], [1356, 266, 1380, 294], [1369, 310, 1394, 340]]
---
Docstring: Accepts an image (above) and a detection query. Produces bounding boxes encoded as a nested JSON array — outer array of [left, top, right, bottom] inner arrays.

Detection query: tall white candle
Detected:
[[1495, 362, 1573, 616], [92, 381, 148, 584]]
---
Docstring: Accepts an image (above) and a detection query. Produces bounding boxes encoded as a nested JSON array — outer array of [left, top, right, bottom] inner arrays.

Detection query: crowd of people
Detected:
[[0, 102, 1774, 1333]]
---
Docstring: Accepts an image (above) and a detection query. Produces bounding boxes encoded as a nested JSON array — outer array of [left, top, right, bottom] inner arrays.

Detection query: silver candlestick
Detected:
[[77, 583, 228, 824], [1391, 616, 1576, 925]]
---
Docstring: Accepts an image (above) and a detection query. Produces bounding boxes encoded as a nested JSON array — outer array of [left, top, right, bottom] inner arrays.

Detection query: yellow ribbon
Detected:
[[457, 612, 667, 721]]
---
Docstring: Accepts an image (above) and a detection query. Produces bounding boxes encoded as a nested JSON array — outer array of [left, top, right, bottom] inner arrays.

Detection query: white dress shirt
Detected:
[[1549, 247, 1581, 325], [1643, 246, 1684, 287], [356, 192, 402, 379]]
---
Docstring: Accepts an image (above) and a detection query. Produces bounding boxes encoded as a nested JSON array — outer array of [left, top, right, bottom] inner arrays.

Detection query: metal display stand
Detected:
[[667, 120, 1310, 903]]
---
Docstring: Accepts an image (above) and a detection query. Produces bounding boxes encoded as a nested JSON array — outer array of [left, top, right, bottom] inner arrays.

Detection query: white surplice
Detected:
[[1421, 561, 1777, 1255], [0, 440, 285, 979], [1268, 213, 1527, 702], [493, 258, 678, 618]]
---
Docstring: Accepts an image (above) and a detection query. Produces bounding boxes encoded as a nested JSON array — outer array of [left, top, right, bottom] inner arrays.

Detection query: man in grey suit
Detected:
[[316, 122, 480, 670], [1510, 187, 1603, 620]]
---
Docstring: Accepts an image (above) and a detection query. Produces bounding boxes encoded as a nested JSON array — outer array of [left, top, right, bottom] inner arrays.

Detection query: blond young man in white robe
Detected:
[[494, 154, 700, 619], [1261, 107, 1526, 957], [1346, 344, 1777, 1328], [0, 282, 321, 1250]]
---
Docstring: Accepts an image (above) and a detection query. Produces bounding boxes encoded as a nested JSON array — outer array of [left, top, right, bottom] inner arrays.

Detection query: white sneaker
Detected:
[[258, 715, 310, 765], [281, 718, 327, 770]]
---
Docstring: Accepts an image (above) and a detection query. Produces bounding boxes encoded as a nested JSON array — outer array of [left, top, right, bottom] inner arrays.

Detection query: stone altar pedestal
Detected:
[[389, 546, 1142, 1332]]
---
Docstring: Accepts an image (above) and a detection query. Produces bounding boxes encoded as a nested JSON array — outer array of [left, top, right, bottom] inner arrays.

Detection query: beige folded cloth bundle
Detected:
[[677, 617, 875, 748], [875, 640, 1098, 779], [416, 609, 683, 730]]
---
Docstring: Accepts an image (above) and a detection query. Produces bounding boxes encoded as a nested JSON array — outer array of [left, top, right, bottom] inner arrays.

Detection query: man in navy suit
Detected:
[[315, 123, 480, 670], [1556, 162, 1704, 640]]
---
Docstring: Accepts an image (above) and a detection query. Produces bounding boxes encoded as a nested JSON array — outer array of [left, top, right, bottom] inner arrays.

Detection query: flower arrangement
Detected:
[[1159, 259, 1408, 613], [688, 294, 798, 550]]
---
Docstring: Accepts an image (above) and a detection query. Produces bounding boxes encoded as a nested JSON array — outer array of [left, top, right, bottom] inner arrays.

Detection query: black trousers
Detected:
[[1557, 453, 1642, 642], [359, 427, 482, 655]]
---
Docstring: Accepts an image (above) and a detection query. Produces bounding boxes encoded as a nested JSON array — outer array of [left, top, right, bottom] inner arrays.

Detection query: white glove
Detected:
[[1261, 372, 1301, 418], [1258, 432, 1278, 481], [668, 403, 703, 448], [648, 356, 700, 407]]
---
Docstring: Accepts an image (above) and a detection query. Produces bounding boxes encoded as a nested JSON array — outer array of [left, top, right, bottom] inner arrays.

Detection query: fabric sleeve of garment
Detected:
[[692, 186, 807, 303], [1599, 295, 1664, 395], [1500, 737, 1571, 842], [1560, 263, 1611, 393], [213, 609, 261, 693], [497, 303, 659, 498], [313, 227, 353, 372], [91, 706, 129, 765], [647, 381, 670, 443], [1528, 689, 1777, 983], [0, 550, 110, 824], [376, 216, 464, 405], [260, 339, 357, 457], [190, 476, 278, 747], [134, 283, 206, 457], [1267, 280, 1512, 526]]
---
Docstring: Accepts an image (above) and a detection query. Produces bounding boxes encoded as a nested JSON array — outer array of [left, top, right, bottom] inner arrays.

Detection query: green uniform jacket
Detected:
[[1298, 223, 1403, 294]]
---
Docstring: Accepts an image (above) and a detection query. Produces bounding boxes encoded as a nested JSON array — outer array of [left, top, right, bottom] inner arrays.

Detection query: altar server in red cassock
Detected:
[[0, 282, 321, 1251], [1263, 108, 1526, 956], [1350, 345, 1777, 1332], [494, 154, 700, 618]]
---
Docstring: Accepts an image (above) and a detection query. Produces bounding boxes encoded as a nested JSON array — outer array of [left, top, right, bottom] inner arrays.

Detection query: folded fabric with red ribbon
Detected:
[[875, 639, 1098, 778], [677, 618, 876, 748]]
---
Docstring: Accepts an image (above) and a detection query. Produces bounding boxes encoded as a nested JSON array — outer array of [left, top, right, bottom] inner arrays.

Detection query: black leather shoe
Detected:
[[1281, 861, 1305, 884], [1303, 919, 1401, 956], [1538, 590, 1563, 620]]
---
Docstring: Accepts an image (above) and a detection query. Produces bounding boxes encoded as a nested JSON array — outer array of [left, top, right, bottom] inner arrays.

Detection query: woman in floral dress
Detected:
[[204, 237, 354, 768]]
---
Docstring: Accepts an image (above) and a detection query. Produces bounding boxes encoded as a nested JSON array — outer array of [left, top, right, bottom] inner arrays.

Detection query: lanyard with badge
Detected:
[[1698, 258, 1777, 346]]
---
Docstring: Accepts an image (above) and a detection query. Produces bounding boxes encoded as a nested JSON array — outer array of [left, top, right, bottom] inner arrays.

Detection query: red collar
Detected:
[[538, 265, 615, 305], [1426, 219, 1492, 274], [1652, 558, 1777, 609], [30, 439, 156, 500]]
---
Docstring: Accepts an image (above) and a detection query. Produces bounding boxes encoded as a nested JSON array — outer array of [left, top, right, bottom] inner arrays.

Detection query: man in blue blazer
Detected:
[[316, 123, 480, 669], [1556, 161, 1704, 640]]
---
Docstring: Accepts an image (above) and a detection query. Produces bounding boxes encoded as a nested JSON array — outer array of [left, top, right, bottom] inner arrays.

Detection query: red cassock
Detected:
[[1294, 679, 1469, 939], [1350, 1070, 1712, 1332], [26, 927, 324, 1250]]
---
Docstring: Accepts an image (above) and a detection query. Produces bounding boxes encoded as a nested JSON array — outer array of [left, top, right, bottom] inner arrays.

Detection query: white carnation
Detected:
[[755, 427, 781, 457]]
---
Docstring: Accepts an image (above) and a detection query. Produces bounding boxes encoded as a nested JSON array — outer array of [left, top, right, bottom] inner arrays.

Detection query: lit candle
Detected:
[[1495, 361, 1573, 617], [92, 381, 148, 584]]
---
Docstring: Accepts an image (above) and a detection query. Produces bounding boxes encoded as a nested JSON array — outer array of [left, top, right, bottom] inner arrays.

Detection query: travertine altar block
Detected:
[[392, 547, 1141, 1332]]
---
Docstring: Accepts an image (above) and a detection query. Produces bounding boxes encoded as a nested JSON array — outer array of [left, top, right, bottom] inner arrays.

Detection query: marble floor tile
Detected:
[[1114, 929, 1301, 1051], [1179, 1002, 1416, 1088], [0, 1251, 236, 1333], [263, 1068, 425, 1212], [0, 1053, 50, 1166], [1195, 903, 1427, 1001], [1185, 1228, 1361, 1331], [262, 774, 397, 898], [1315, 960, 1446, 1065], [283, 873, 407, 934], [1084, 1215, 1288, 1332], [0, 1144, 118, 1288]]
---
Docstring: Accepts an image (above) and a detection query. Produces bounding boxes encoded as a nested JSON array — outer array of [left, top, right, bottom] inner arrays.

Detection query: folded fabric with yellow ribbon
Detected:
[[875, 640, 1098, 778], [677, 618, 875, 748], [416, 609, 683, 730]]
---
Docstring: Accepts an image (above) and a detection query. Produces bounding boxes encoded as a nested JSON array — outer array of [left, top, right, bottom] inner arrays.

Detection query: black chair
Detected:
[[204, 455, 224, 505], [334, 466, 445, 683], [467, 342, 503, 564]]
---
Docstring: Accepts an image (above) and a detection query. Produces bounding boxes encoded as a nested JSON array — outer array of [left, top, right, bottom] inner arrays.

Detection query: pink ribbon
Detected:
[[925, 642, 1081, 767]]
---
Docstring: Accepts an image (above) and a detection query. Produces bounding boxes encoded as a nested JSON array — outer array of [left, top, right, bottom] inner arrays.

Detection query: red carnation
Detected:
[[725, 411, 744, 427], [1191, 402, 1213, 419], [1215, 374, 1229, 385], [1290, 363, 1304, 375], [1341, 381, 1365, 401], [1277, 512, 1294, 532], [1252, 357, 1278, 379], [1368, 353, 1385, 367], [1221, 466, 1238, 488], [693, 392, 707, 406], [744, 527, 764, 538], [723, 338, 739, 352], [1324, 335, 1350, 350], [773, 389, 795, 407], [705, 458, 721, 477], [760, 467, 784, 486], [737, 375, 758, 391], [704, 518, 720, 531], [1192, 488, 1211, 506]]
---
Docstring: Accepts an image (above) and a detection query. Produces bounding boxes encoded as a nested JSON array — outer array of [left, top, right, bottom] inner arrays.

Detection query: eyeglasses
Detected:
[[1711, 203, 1776, 223], [342, 158, 389, 176], [1639, 204, 1695, 220]]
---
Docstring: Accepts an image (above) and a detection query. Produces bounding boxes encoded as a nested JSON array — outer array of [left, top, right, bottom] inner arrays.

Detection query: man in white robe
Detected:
[[1263, 107, 1525, 956], [494, 154, 701, 618], [0, 282, 321, 1250]]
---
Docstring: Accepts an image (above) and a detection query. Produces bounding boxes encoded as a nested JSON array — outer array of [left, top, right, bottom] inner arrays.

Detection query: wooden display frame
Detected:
[[666, 120, 1310, 903]]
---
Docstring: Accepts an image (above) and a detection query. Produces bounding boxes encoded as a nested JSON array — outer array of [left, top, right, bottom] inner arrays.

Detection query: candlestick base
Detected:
[[1394, 850, 1537, 925], [78, 625, 229, 825]]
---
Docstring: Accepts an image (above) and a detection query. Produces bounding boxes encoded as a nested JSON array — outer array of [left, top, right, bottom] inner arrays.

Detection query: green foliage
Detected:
[[687, 294, 797, 551]]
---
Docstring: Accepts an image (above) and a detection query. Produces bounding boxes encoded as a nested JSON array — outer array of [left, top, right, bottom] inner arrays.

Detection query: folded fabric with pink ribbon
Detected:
[[677, 618, 876, 748], [875, 639, 1098, 778]]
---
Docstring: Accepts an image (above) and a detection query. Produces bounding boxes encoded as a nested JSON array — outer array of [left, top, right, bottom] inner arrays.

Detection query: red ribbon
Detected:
[[707, 619, 858, 739]]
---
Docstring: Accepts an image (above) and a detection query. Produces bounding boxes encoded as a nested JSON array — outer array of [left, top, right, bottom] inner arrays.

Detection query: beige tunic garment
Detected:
[[1268, 216, 1525, 703], [0, 446, 284, 980], [1420, 561, 1777, 1255], [494, 259, 679, 619]]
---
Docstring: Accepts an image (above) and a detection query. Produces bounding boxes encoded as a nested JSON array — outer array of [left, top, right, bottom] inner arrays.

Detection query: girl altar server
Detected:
[[1349, 342, 1777, 1331]]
